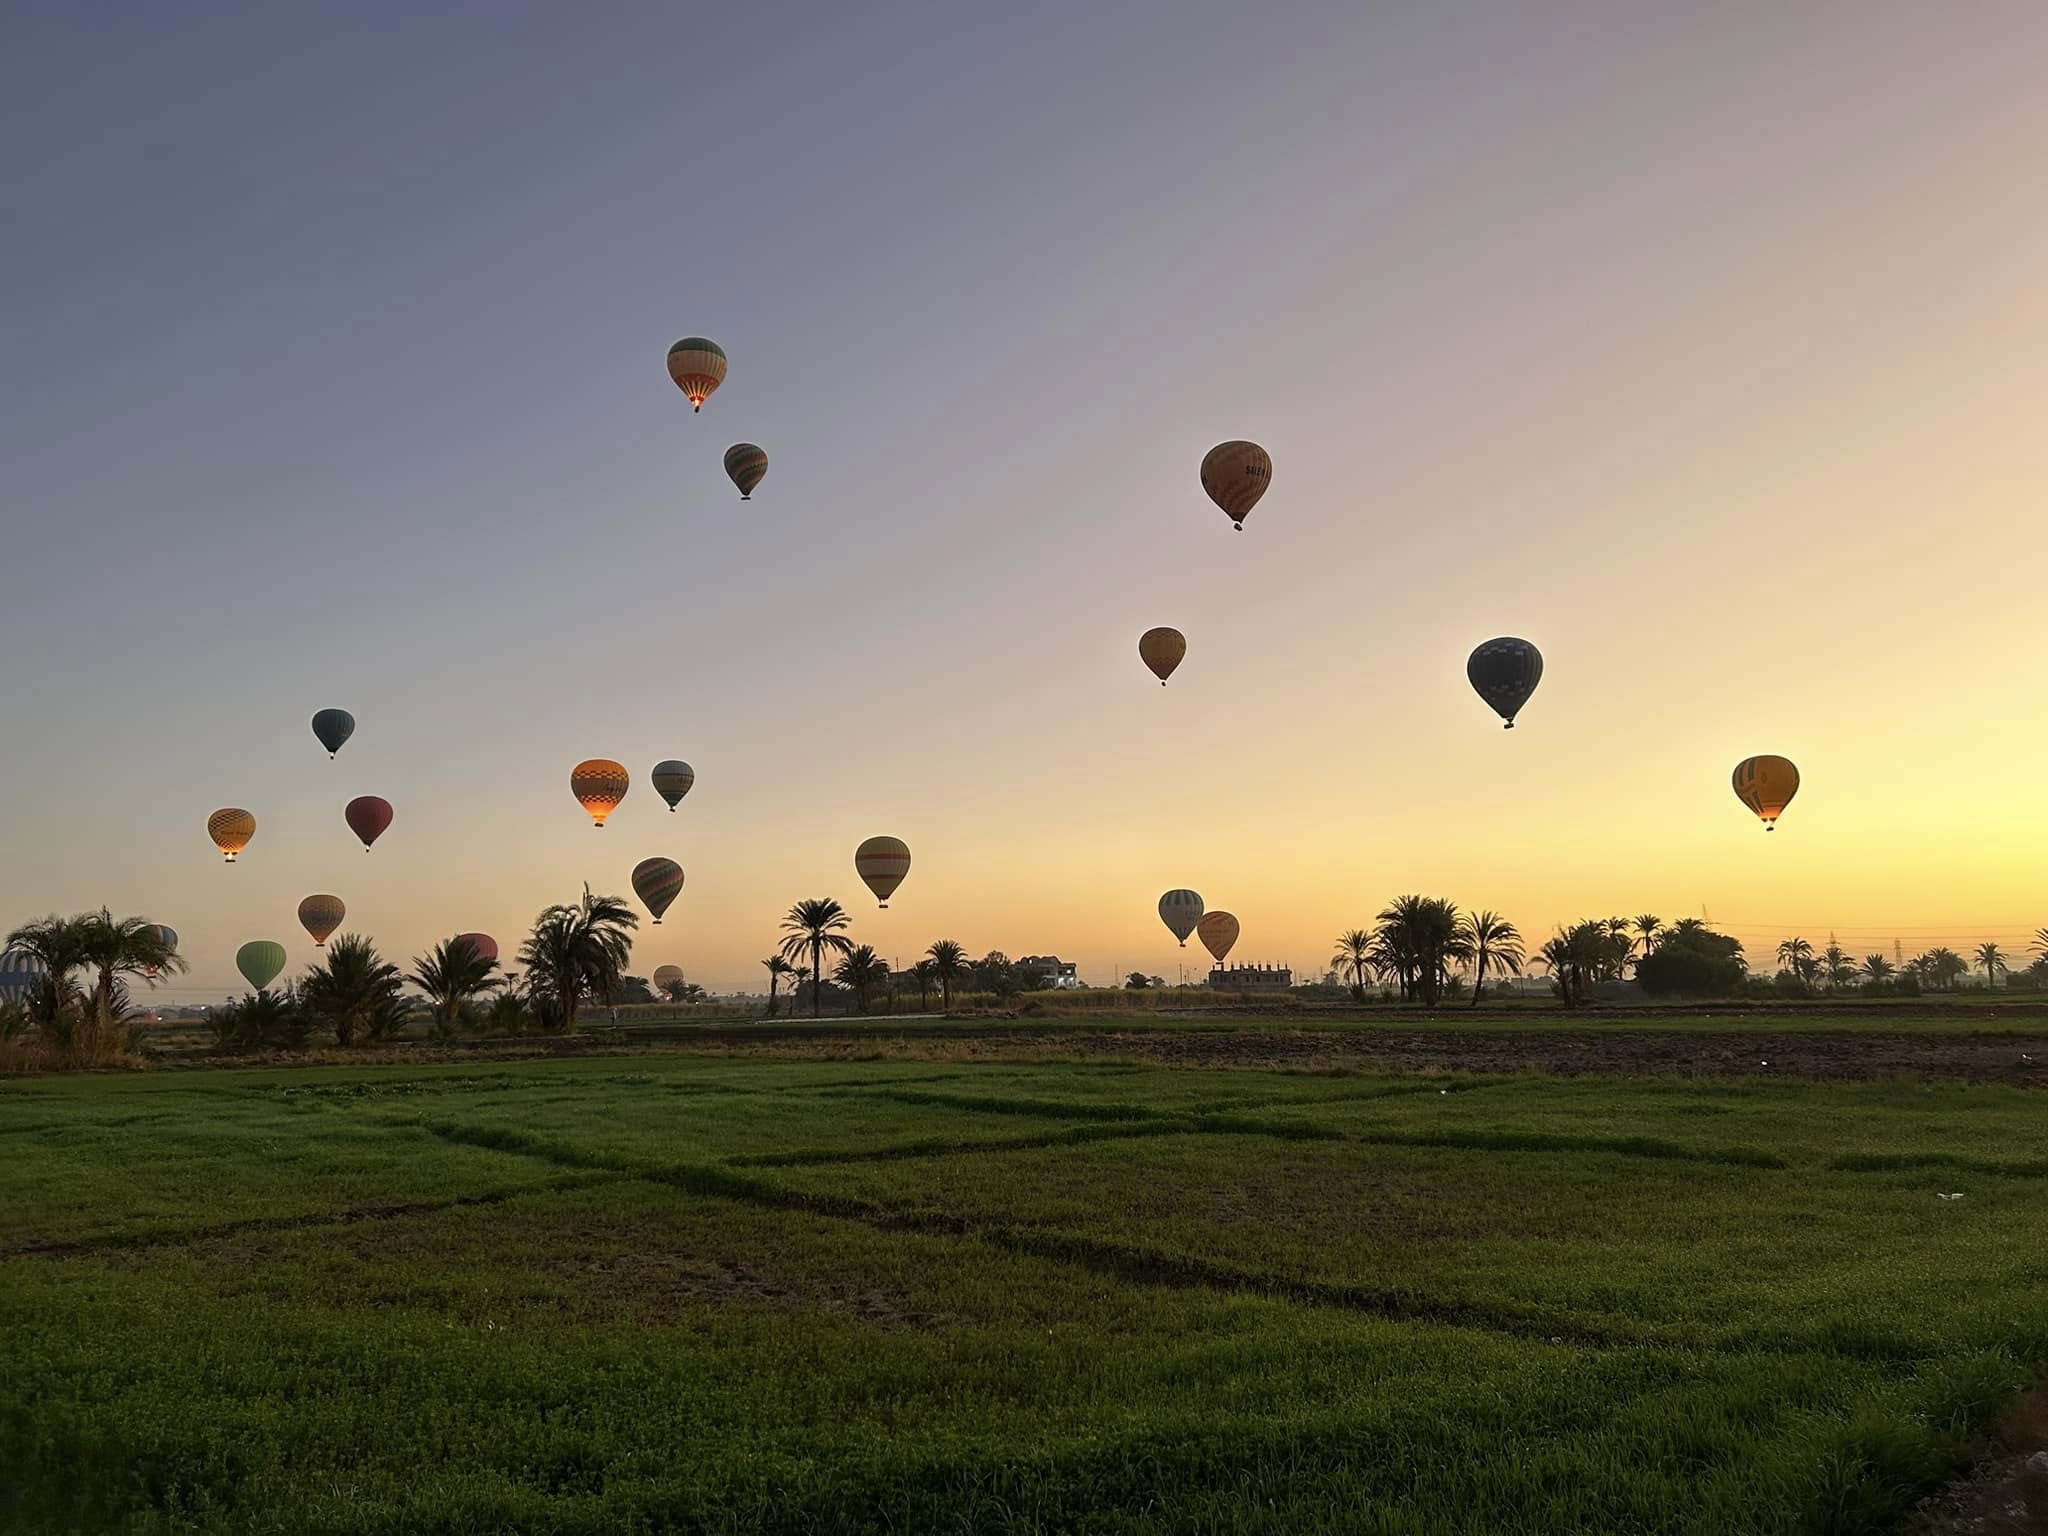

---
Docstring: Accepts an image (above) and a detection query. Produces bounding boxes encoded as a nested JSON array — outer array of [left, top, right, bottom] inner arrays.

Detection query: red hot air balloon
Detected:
[[454, 932, 498, 965], [345, 796, 393, 851]]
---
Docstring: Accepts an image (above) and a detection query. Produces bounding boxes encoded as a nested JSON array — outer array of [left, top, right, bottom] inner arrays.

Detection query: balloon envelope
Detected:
[[1138, 627, 1186, 685], [651, 760, 696, 812], [1732, 755, 1800, 830], [236, 940, 287, 992], [1196, 911, 1240, 965], [652, 964, 684, 990], [311, 709, 355, 758], [208, 808, 255, 863], [666, 337, 728, 411], [571, 760, 630, 826], [344, 796, 393, 850], [298, 894, 346, 946], [1467, 638, 1544, 728], [632, 857, 685, 923], [1158, 889, 1204, 946], [1200, 441, 1272, 529], [723, 443, 767, 500], [855, 836, 911, 907], [454, 932, 498, 965], [0, 949, 49, 1003]]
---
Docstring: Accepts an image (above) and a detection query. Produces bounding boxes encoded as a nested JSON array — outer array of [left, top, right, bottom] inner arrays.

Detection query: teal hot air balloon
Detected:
[[311, 709, 355, 758], [652, 760, 696, 812], [632, 857, 685, 924], [237, 940, 287, 993]]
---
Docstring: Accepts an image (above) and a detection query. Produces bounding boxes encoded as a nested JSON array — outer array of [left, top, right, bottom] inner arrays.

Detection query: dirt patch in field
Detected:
[[1910, 1386, 2048, 1533]]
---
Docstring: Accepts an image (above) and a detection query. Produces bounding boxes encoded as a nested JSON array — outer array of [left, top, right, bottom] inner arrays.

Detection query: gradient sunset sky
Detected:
[[6, 3, 2046, 999]]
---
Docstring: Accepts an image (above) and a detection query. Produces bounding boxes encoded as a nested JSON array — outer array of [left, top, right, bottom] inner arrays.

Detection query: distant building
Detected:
[[1208, 963, 1292, 990], [1017, 955, 1083, 989]]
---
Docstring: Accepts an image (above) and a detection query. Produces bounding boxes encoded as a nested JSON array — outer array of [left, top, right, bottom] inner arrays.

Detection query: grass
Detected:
[[3, 1053, 2046, 1531]]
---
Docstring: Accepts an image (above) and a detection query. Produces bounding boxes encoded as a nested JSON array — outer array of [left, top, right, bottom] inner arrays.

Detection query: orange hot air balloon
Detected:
[[208, 808, 255, 863], [1196, 911, 1239, 965], [1200, 441, 1272, 530], [1732, 755, 1800, 831], [854, 836, 911, 908], [666, 337, 727, 412], [571, 759, 630, 827], [1138, 627, 1186, 686], [298, 894, 346, 947]]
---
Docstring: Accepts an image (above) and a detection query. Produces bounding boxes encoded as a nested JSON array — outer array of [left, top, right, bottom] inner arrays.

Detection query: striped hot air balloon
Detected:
[[0, 949, 49, 1004], [1158, 889, 1204, 946], [1733, 755, 1800, 831], [652, 760, 696, 812], [298, 894, 346, 947], [1200, 441, 1271, 530], [237, 940, 287, 992], [1196, 911, 1240, 965], [344, 796, 393, 851], [1467, 638, 1544, 729], [855, 837, 911, 908], [141, 924, 178, 980], [632, 858, 685, 924], [454, 932, 498, 965], [311, 709, 355, 758], [208, 808, 255, 863], [666, 337, 727, 412], [1139, 627, 1186, 685], [571, 760, 630, 827], [723, 443, 767, 500]]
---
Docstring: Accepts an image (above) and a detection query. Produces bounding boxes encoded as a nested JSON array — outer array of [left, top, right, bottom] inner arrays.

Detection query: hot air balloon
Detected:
[[237, 940, 287, 993], [632, 857, 685, 924], [652, 760, 696, 812], [1158, 889, 1204, 946], [311, 709, 355, 759], [1732, 755, 1800, 831], [1467, 638, 1544, 729], [571, 760, 630, 827], [723, 443, 767, 500], [0, 950, 49, 1004], [454, 932, 498, 965], [855, 837, 911, 908], [344, 796, 393, 851], [652, 964, 685, 993], [138, 924, 179, 981], [1196, 911, 1240, 966], [208, 808, 255, 863], [1139, 627, 1186, 686], [1200, 441, 1272, 530], [297, 894, 345, 947], [666, 337, 727, 412]]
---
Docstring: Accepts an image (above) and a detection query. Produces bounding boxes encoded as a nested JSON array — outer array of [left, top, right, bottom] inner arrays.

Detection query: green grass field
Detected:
[[5, 1047, 2046, 1533]]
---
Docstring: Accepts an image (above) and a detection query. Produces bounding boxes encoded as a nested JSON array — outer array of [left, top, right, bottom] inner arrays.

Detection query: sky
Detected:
[[5, 2, 2047, 999]]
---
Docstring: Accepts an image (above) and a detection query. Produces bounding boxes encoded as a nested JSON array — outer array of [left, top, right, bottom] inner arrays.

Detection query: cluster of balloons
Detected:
[[666, 337, 768, 503], [1155, 889, 1241, 964]]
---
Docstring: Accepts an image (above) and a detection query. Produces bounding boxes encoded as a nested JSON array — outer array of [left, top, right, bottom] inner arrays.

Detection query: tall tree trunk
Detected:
[[811, 941, 822, 1017], [1470, 953, 1486, 1007]]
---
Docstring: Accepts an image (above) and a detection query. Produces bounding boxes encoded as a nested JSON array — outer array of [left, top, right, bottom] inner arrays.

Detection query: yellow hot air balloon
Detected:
[[855, 836, 910, 908], [1138, 627, 1186, 686], [1196, 911, 1239, 965], [1200, 441, 1271, 530], [208, 808, 255, 863], [1732, 755, 1800, 831], [666, 337, 727, 412], [570, 759, 630, 827]]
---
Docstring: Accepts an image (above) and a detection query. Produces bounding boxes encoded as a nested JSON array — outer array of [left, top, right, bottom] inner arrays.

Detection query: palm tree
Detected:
[[1924, 947, 1968, 991], [1461, 911, 1524, 1007], [2031, 928, 2048, 963], [1606, 918, 1634, 976], [780, 899, 854, 1017], [3, 914, 89, 1028], [409, 936, 500, 1030], [1776, 937, 1816, 992], [301, 934, 409, 1047], [1330, 929, 1374, 998], [910, 959, 937, 1011], [832, 944, 887, 1012], [75, 910, 186, 1036], [1821, 936, 1855, 993], [519, 885, 640, 1033], [1633, 915, 1662, 959], [1861, 954, 1895, 986], [760, 956, 797, 1016], [925, 939, 968, 1010], [1537, 921, 1608, 1007], [1974, 942, 2008, 990]]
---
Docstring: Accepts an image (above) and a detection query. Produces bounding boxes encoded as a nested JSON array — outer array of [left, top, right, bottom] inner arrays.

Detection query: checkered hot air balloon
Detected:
[[208, 808, 255, 863], [571, 760, 629, 827], [298, 895, 346, 947]]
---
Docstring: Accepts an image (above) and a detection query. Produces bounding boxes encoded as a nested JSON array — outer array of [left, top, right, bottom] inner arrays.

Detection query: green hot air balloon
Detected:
[[237, 940, 287, 993], [632, 857, 685, 924]]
